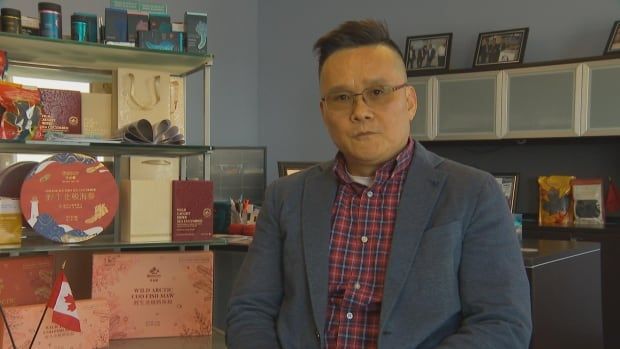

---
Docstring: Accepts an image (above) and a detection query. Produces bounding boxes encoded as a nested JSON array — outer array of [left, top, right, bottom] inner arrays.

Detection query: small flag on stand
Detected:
[[47, 270, 81, 332], [29, 262, 80, 349], [606, 177, 620, 213]]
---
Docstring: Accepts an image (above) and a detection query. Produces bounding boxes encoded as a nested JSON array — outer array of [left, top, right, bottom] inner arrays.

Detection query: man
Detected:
[[227, 19, 532, 349]]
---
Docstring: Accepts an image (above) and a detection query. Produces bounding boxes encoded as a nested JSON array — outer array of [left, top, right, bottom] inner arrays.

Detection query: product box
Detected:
[[0, 197, 21, 245], [120, 179, 172, 242], [39, 88, 82, 135], [184, 12, 207, 54], [137, 30, 182, 52], [172, 180, 213, 241], [91, 251, 213, 339], [0, 255, 53, 307], [104, 7, 128, 42], [81, 93, 113, 139], [0, 299, 110, 349], [20, 16, 40, 36], [127, 11, 149, 43], [148, 13, 171, 32]]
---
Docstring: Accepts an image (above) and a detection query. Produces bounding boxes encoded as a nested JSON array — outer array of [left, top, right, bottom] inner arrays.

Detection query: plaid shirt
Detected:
[[325, 140, 414, 349]]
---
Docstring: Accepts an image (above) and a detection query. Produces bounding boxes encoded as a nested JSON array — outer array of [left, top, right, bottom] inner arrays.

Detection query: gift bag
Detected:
[[113, 68, 170, 130], [169, 76, 185, 135]]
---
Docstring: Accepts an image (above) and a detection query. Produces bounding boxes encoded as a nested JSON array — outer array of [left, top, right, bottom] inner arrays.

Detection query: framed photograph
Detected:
[[473, 28, 529, 68], [493, 173, 519, 212], [277, 161, 317, 177], [604, 20, 620, 55], [404, 33, 452, 76]]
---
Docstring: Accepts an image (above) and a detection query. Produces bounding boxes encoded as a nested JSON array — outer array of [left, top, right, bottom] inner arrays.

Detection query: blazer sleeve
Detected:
[[436, 174, 532, 349], [226, 182, 283, 349]]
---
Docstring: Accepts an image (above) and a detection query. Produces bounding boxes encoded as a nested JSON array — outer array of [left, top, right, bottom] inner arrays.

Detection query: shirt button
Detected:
[[366, 191, 373, 198], [346, 312, 353, 320], [361, 236, 368, 243], [354, 282, 361, 290], [315, 330, 320, 339]]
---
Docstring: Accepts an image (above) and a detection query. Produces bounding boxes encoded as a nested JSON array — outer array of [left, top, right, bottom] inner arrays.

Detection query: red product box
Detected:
[[91, 251, 213, 339], [39, 88, 82, 134], [0, 255, 53, 307], [172, 180, 213, 241]]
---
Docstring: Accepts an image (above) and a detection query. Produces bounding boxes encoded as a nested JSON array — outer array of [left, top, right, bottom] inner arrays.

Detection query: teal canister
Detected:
[[1, 8, 21, 34], [70, 14, 88, 42], [38, 2, 62, 39]]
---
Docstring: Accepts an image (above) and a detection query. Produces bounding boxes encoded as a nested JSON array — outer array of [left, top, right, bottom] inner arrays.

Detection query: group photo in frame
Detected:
[[604, 20, 620, 54], [473, 28, 529, 67], [404, 33, 452, 75], [493, 173, 519, 212], [277, 161, 317, 177]]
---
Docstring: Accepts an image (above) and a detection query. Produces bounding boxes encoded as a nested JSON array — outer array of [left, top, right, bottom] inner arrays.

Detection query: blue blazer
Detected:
[[227, 142, 532, 349]]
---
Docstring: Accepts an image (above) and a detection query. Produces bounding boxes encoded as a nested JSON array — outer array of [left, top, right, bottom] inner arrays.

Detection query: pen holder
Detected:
[[228, 223, 255, 236]]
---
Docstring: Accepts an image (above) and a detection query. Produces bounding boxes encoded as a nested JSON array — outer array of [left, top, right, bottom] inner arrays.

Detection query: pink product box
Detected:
[[91, 251, 213, 339], [0, 299, 110, 349]]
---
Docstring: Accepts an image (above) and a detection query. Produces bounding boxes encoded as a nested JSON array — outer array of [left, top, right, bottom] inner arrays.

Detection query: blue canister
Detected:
[[38, 2, 62, 39], [71, 14, 88, 42]]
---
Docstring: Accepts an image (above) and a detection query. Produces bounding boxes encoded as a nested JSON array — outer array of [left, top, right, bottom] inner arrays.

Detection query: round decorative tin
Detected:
[[20, 153, 119, 243]]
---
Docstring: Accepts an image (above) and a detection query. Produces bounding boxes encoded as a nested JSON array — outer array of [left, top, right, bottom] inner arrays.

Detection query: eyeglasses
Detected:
[[321, 83, 409, 113]]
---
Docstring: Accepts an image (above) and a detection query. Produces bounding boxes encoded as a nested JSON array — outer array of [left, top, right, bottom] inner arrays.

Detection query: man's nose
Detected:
[[350, 94, 373, 121]]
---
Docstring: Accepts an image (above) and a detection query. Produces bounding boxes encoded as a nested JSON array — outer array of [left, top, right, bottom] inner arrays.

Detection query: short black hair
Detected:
[[313, 19, 404, 75]]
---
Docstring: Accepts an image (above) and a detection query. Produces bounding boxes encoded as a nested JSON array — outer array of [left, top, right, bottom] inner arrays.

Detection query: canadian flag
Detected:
[[47, 270, 81, 332]]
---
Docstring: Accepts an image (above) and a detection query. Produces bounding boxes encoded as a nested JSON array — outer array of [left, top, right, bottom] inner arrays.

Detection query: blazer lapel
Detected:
[[380, 143, 447, 328], [301, 162, 337, 334]]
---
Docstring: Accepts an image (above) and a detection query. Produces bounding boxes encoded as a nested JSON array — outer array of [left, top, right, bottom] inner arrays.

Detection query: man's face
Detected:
[[319, 44, 417, 176]]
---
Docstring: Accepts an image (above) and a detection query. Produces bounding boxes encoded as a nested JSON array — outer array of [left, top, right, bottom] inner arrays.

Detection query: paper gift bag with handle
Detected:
[[113, 68, 170, 129]]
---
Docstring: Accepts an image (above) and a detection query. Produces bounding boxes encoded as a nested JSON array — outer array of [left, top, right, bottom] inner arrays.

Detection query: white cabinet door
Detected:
[[409, 76, 434, 140], [434, 71, 502, 140], [502, 64, 582, 138], [581, 59, 620, 136]]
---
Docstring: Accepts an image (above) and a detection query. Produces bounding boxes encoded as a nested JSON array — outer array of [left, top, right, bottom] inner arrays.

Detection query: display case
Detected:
[[0, 32, 222, 255]]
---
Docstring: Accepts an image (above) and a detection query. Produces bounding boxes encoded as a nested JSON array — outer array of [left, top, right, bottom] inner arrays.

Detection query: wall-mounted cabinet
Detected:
[[434, 71, 502, 140], [581, 59, 620, 136], [502, 64, 582, 138], [410, 56, 620, 142], [409, 76, 434, 140]]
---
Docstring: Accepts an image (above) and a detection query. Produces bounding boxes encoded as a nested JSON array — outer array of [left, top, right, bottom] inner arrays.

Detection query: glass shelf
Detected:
[[0, 232, 227, 254], [110, 331, 225, 348], [0, 32, 213, 76], [0, 140, 212, 157]]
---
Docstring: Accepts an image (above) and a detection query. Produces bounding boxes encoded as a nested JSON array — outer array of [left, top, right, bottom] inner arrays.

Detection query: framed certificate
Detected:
[[493, 173, 519, 212]]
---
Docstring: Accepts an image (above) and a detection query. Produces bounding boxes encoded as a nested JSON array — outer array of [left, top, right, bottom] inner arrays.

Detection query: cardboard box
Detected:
[[120, 179, 172, 242], [0, 198, 21, 245], [104, 7, 128, 43], [184, 12, 207, 54], [172, 180, 213, 241], [91, 251, 213, 339], [0, 299, 110, 349], [137, 30, 183, 52], [0, 255, 53, 307], [127, 11, 149, 43], [81, 93, 113, 139]]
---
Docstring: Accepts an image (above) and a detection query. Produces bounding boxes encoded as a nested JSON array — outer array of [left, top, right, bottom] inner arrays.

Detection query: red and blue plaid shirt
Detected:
[[326, 140, 414, 349]]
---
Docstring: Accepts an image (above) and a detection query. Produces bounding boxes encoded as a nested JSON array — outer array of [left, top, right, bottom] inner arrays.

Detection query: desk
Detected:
[[521, 239, 603, 349]]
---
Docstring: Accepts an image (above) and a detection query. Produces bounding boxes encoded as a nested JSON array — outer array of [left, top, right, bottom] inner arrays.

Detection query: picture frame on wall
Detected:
[[473, 28, 529, 68], [277, 161, 317, 177], [604, 20, 620, 55], [493, 173, 519, 212], [404, 33, 452, 76]]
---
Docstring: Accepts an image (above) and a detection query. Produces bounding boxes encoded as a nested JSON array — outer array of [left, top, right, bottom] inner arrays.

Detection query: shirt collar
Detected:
[[332, 138, 415, 186]]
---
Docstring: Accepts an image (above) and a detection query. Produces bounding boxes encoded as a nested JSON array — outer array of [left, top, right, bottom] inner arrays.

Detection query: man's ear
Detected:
[[407, 85, 418, 121]]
